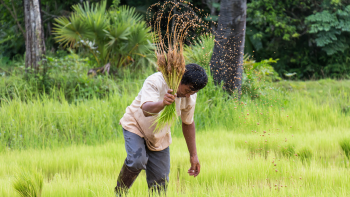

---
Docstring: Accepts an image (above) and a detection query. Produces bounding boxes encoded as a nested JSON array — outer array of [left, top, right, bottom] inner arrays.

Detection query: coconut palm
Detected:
[[53, 0, 155, 72]]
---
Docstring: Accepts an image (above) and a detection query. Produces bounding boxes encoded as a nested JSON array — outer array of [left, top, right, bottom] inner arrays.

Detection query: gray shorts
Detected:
[[122, 128, 170, 187]]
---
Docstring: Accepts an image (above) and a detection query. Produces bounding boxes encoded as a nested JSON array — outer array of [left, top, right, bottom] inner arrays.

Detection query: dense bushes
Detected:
[[0, 51, 153, 102], [53, 1, 155, 70], [2, 0, 350, 79], [184, 34, 281, 98], [246, 0, 350, 79]]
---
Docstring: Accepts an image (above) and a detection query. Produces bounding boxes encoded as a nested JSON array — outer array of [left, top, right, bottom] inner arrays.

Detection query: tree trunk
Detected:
[[24, 0, 46, 72], [209, 0, 246, 94]]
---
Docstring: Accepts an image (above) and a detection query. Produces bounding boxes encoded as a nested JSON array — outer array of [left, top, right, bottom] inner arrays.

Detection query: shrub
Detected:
[[0, 52, 120, 102], [183, 34, 281, 99], [246, 0, 350, 79], [53, 0, 155, 70], [242, 55, 281, 98]]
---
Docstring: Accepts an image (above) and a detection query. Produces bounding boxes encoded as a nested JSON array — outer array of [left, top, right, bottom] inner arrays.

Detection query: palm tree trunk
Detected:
[[209, 0, 246, 95], [24, 0, 46, 72]]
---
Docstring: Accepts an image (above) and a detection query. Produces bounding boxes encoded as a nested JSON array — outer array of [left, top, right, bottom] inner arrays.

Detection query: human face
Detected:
[[176, 83, 198, 98]]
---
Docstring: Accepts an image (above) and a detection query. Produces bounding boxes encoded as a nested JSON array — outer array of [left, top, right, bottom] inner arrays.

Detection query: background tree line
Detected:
[[1, 0, 349, 79]]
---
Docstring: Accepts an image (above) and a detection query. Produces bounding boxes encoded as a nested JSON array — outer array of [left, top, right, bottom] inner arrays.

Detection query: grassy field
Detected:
[[0, 79, 349, 196]]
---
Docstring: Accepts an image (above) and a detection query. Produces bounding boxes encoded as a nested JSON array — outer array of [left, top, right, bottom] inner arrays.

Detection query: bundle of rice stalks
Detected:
[[13, 169, 43, 197], [340, 138, 350, 160], [148, 1, 208, 132], [154, 46, 186, 131]]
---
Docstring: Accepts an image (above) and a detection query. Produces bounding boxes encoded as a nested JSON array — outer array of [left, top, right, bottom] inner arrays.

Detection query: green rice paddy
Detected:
[[0, 79, 349, 196]]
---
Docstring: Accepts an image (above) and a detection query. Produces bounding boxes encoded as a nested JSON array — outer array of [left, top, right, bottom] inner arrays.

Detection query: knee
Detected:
[[126, 154, 148, 171]]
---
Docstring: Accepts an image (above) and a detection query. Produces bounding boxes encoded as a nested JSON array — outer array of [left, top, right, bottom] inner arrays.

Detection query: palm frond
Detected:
[[53, 13, 94, 48], [105, 23, 130, 48], [53, 1, 154, 68], [73, 0, 108, 43], [117, 6, 143, 24]]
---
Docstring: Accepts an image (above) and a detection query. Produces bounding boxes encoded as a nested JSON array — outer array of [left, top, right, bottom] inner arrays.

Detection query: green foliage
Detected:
[[1, 62, 350, 150], [13, 169, 43, 197], [183, 33, 281, 98], [183, 33, 215, 72], [0, 0, 25, 58], [339, 138, 350, 160], [0, 51, 120, 102], [246, 0, 350, 79], [0, 0, 86, 58], [44, 52, 120, 101], [53, 0, 155, 69], [111, 0, 121, 9], [243, 56, 281, 83], [306, 6, 350, 55], [242, 56, 281, 98]]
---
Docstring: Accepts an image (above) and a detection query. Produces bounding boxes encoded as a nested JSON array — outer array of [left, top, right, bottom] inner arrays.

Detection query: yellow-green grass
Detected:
[[0, 79, 349, 196], [0, 129, 350, 196], [1, 79, 349, 151]]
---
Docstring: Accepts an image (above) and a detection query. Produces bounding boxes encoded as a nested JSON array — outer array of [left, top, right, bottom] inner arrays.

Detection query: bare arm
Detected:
[[141, 89, 176, 117], [182, 121, 200, 177]]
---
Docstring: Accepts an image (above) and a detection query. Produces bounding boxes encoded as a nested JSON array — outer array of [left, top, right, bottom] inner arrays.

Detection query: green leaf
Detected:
[[292, 33, 300, 38]]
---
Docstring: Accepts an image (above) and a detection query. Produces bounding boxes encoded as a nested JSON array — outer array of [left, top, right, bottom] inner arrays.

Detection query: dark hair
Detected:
[[181, 64, 208, 91]]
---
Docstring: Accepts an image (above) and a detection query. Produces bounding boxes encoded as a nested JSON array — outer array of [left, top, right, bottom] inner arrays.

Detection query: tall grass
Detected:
[[0, 70, 349, 196], [1, 77, 349, 151], [13, 169, 43, 197], [340, 138, 350, 160]]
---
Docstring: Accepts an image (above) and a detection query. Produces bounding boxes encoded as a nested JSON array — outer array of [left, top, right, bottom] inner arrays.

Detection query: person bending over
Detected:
[[116, 63, 208, 196]]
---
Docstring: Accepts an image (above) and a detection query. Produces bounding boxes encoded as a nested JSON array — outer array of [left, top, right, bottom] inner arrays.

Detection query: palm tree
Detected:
[[209, 0, 247, 94], [53, 1, 155, 74]]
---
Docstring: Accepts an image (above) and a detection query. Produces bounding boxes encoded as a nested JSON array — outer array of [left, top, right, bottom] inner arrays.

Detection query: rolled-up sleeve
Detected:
[[140, 79, 160, 108], [181, 94, 197, 125]]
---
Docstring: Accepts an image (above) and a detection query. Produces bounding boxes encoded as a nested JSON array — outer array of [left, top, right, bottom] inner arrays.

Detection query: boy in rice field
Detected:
[[115, 63, 208, 196]]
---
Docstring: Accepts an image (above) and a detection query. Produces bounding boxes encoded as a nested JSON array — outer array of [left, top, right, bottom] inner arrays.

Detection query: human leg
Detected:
[[145, 146, 170, 196], [115, 128, 148, 196]]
